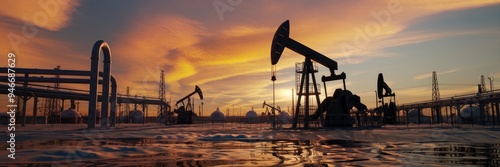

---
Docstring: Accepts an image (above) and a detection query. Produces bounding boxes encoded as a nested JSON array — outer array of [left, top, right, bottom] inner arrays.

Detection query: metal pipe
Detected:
[[0, 67, 91, 76], [110, 76, 117, 127], [89, 40, 112, 129], [33, 97, 38, 125], [101, 51, 112, 128], [0, 77, 93, 83], [22, 73, 29, 127]]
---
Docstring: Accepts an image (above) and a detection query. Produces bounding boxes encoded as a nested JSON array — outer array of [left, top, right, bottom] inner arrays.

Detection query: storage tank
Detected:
[[210, 108, 226, 122], [278, 111, 292, 124], [129, 110, 144, 123], [460, 106, 480, 118], [245, 109, 259, 124], [407, 110, 431, 124], [60, 108, 81, 124]]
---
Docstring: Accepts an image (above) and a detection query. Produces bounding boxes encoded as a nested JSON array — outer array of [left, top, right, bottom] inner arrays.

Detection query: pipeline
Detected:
[[0, 67, 116, 128]]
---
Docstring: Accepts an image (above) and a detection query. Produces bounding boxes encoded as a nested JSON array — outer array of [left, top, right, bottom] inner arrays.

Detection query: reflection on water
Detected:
[[7, 138, 500, 166], [402, 143, 500, 166]]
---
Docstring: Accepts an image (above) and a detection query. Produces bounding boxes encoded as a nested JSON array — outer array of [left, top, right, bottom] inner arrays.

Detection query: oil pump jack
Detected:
[[271, 20, 366, 128], [263, 101, 282, 113], [377, 73, 397, 124], [174, 85, 203, 124]]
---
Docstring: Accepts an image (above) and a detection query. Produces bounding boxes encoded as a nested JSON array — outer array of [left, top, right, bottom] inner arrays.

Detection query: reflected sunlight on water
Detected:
[[8, 137, 500, 166]]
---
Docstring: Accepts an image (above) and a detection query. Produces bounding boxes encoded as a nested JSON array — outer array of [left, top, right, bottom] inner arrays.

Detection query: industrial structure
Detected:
[[0, 29, 498, 129], [270, 20, 366, 128], [174, 85, 203, 124], [0, 40, 169, 128], [158, 70, 168, 124], [377, 73, 397, 124]]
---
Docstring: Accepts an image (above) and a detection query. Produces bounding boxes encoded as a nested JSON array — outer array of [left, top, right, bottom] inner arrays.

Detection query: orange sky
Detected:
[[1, 0, 500, 116]]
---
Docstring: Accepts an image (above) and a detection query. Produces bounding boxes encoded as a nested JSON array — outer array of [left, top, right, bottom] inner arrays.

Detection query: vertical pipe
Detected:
[[110, 76, 117, 127], [22, 73, 28, 127], [88, 40, 111, 129], [449, 105, 453, 127], [33, 97, 38, 125], [445, 105, 449, 125], [417, 108, 421, 127], [431, 106, 435, 125], [493, 101, 497, 125], [405, 109, 409, 127], [457, 104, 462, 128], [88, 45, 99, 128], [470, 103, 474, 127], [496, 101, 499, 125], [101, 52, 111, 128], [142, 103, 146, 124]]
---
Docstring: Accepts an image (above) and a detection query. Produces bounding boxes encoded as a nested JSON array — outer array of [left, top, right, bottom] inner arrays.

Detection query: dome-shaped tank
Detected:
[[408, 110, 420, 117], [278, 111, 292, 124], [245, 109, 259, 124], [460, 106, 480, 118], [406, 109, 432, 124], [210, 108, 226, 122], [129, 110, 144, 123], [407, 109, 420, 124], [460, 106, 482, 124], [60, 108, 81, 124]]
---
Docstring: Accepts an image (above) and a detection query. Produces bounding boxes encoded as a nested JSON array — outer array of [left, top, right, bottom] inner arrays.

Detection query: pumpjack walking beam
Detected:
[[176, 85, 203, 108]]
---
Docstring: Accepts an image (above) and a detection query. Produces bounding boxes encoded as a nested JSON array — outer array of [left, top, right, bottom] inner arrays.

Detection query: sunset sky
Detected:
[[1, 0, 500, 116]]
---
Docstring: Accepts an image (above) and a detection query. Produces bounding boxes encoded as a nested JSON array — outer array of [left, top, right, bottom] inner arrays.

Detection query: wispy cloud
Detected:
[[0, 1, 80, 31], [414, 69, 459, 80]]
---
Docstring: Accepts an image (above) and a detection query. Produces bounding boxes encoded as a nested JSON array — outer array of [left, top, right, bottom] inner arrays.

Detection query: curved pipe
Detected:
[[88, 40, 112, 129]]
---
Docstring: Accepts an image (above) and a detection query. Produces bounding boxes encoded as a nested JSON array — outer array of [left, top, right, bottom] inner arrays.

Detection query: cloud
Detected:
[[0, 0, 80, 31], [4, 0, 500, 116], [414, 69, 459, 80], [83, 0, 500, 113], [110, 14, 208, 94], [405, 0, 500, 13], [221, 26, 274, 37]]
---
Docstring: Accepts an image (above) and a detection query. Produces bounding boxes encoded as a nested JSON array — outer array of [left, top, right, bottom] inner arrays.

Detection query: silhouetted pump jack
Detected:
[[271, 20, 363, 128], [377, 73, 397, 124], [174, 85, 203, 124]]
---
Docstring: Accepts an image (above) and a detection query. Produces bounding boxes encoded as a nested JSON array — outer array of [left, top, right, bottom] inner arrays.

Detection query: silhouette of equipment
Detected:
[[378, 73, 394, 98], [311, 89, 367, 127], [263, 100, 282, 114], [376, 73, 397, 124], [174, 85, 203, 124], [271, 20, 362, 128]]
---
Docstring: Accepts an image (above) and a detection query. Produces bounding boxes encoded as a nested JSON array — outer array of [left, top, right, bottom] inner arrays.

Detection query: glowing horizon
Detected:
[[1, 0, 500, 116]]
